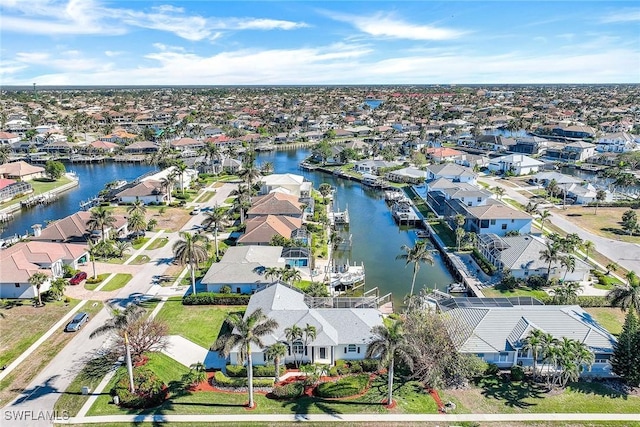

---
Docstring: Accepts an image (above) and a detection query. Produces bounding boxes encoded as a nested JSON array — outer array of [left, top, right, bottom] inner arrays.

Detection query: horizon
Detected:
[[1, 1, 639, 86]]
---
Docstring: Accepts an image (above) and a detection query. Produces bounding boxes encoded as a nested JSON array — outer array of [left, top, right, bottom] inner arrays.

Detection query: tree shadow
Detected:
[[12, 375, 60, 404], [476, 375, 546, 409], [569, 381, 629, 400]]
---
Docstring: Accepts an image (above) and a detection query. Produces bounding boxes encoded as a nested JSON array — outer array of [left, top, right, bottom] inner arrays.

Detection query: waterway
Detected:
[[1, 162, 156, 239], [257, 149, 454, 307]]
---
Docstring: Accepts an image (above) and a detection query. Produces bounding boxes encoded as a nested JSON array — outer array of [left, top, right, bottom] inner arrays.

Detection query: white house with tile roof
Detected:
[[488, 154, 545, 175]]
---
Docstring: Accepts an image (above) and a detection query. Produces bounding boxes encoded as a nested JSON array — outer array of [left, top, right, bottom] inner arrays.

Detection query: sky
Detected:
[[0, 0, 639, 86]]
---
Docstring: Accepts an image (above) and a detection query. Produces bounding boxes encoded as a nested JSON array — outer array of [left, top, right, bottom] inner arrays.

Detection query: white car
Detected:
[[190, 207, 201, 215]]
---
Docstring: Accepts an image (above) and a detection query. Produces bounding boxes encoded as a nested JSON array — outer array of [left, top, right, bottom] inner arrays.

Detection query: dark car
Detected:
[[69, 271, 88, 285], [65, 312, 89, 332]]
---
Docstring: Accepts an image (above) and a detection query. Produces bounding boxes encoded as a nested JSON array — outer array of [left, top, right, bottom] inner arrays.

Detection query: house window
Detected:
[[490, 219, 496, 225], [477, 197, 482, 202], [319, 347, 327, 359], [15, 283, 20, 288], [499, 352, 509, 362], [477, 353, 485, 358], [293, 340, 304, 354], [467, 202, 472, 206], [501, 224, 507, 230], [347, 344, 357, 353], [517, 349, 530, 358]]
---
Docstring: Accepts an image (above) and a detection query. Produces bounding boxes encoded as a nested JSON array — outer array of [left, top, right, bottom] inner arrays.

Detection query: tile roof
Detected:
[[237, 215, 302, 245]]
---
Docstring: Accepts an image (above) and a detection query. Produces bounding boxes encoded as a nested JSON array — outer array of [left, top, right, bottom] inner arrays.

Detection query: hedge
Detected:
[[540, 295, 611, 307], [271, 382, 304, 399], [213, 371, 274, 388], [183, 292, 251, 305], [316, 374, 370, 398], [471, 248, 497, 276], [587, 201, 640, 209], [225, 365, 276, 378], [328, 359, 378, 377]]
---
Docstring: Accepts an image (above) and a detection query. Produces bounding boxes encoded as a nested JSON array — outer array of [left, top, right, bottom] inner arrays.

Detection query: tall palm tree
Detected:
[[232, 184, 253, 224], [521, 329, 545, 380], [539, 210, 551, 234], [90, 305, 145, 392], [302, 323, 317, 362], [172, 231, 210, 295], [493, 186, 506, 200], [396, 240, 434, 296], [318, 183, 332, 204], [174, 161, 188, 195], [581, 240, 594, 260], [127, 198, 147, 216], [594, 189, 607, 214], [160, 175, 176, 205], [264, 266, 281, 282], [285, 324, 303, 367], [265, 342, 288, 382], [28, 272, 48, 306], [239, 159, 261, 187], [560, 255, 576, 282], [539, 242, 560, 281], [214, 308, 279, 409], [127, 212, 147, 237], [201, 205, 227, 259], [365, 320, 413, 406], [281, 268, 301, 286], [87, 207, 116, 241], [607, 282, 640, 315]]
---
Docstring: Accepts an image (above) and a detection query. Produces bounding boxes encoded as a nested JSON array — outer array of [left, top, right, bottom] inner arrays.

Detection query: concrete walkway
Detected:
[[162, 336, 210, 368], [62, 412, 640, 424]]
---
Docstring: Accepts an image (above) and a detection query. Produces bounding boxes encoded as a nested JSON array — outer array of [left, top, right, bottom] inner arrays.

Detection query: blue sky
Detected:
[[0, 1, 638, 85]]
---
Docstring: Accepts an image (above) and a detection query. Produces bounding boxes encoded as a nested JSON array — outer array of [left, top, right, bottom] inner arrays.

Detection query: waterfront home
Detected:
[[470, 135, 516, 152], [0, 241, 88, 298], [595, 132, 638, 153], [0, 179, 32, 203], [385, 167, 427, 184], [510, 137, 547, 155], [447, 200, 532, 236], [227, 282, 383, 367], [124, 140, 158, 154], [259, 173, 312, 198], [488, 154, 544, 176], [353, 160, 401, 175], [544, 124, 596, 140], [170, 137, 204, 152], [99, 129, 137, 144], [202, 246, 308, 294], [562, 182, 613, 205], [0, 131, 21, 145], [476, 233, 590, 281], [545, 141, 597, 163], [425, 147, 463, 163], [247, 193, 304, 219], [0, 161, 45, 182], [236, 215, 304, 246], [438, 296, 615, 376], [530, 171, 582, 187], [428, 180, 494, 215], [425, 163, 477, 184], [114, 179, 167, 205], [88, 140, 120, 153], [453, 153, 490, 169], [30, 211, 128, 243]]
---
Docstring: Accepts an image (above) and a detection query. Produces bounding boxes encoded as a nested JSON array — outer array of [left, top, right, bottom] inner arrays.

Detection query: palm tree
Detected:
[[87, 207, 116, 241], [538, 210, 551, 234], [201, 206, 227, 259], [606, 262, 618, 276], [560, 255, 576, 282], [127, 212, 147, 238], [127, 198, 147, 216], [365, 320, 413, 407], [607, 281, 640, 315], [0, 144, 11, 165], [265, 342, 288, 382], [113, 240, 132, 259], [552, 281, 582, 305], [239, 159, 261, 187], [264, 266, 281, 282], [87, 239, 99, 279], [521, 329, 544, 380], [231, 184, 253, 224], [160, 175, 176, 205], [214, 309, 279, 409], [172, 231, 210, 295], [539, 242, 560, 280], [594, 189, 606, 214], [318, 183, 332, 204], [396, 240, 434, 296], [581, 240, 594, 260], [28, 272, 48, 306], [327, 230, 343, 271], [284, 324, 303, 367], [493, 186, 506, 200], [90, 305, 145, 392], [302, 323, 317, 361], [175, 161, 188, 195], [281, 267, 302, 285]]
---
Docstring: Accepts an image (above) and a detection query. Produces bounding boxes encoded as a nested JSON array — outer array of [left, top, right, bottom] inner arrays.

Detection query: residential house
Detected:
[[438, 296, 615, 376], [202, 246, 300, 294], [89, 140, 120, 153], [227, 282, 384, 367], [476, 234, 590, 281], [0, 241, 88, 298], [170, 137, 204, 153], [353, 160, 401, 175], [259, 173, 312, 198], [30, 211, 128, 243], [114, 179, 167, 205], [385, 167, 427, 184], [488, 154, 544, 175], [124, 140, 158, 154], [447, 200, 532, 236], [236, 215, 304, 246], [595, 132, 638, 153], [425, 147, 463, 163], [0, 161, 45, 181], [425, 163, 477, 184], [247, 193, 304, 220], [0, 132, 21, 145], [548, 125, 596, 140], [510, 137, 547, 155], [545, 141, 596, 163]]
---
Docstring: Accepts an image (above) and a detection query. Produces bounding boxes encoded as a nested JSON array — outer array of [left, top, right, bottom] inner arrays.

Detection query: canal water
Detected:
[[1, 162, 156, 239], [257, 149, 454, 307]]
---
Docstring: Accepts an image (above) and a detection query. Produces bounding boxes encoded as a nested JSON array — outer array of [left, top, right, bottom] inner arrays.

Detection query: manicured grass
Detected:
[[154, 298, 243, 348], [84, 273, 110, 290], [146, 237, 169, 250], [428, 221, 456, 248], [132, 238, 150, 250], [584, 307, 627, 336], [224, 197, 236, 204], [197, 191, 216, 203], [0, 299, 80, 367], [100, 273, 133, 292], [0, 176, 73, 210], [448, 377, 640, 414], [130, 255, 151, 265], [482, 286, 548, 300]]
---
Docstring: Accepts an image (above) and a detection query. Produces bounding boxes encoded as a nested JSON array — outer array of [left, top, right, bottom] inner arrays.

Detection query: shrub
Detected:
[[485, 363, 500, 376], [111, 367, 167, 409], [361, 359, 379, 373], [62, 264, 77, 278], [540, 295, 611, 307], [225, 365, 275, 378], [213, 371, 274, 388], [526, 275, 547, 290], [334, 360, 350, 376], [183, 292, 250, 305], [471, 249, 497, 276], [220, 285, 231, 294], [328, 366, 339, 377], [510, 366, 525, 381], [348, 361, 363, 373], [271, 382, 304, 399], [316, 374, 370, 398]]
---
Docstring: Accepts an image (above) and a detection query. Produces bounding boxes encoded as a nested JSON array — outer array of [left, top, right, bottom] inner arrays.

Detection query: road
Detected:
[[1, 183, 238, 427], [481, 176, 640, 274]]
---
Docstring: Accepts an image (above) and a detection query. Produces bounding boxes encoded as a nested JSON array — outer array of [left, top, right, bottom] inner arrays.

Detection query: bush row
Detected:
[[540, 295, 611, 307], [271, 382, 305, 399], [183, 292, 251, 305], [226, 364, 276, 378], [587, 200, 640, 209], [213, 371, 274, 388], [327, 359, 378, 377], [471, 248, 497, 276], [315, 374, 370, 398], [592, 270, 622, 288]]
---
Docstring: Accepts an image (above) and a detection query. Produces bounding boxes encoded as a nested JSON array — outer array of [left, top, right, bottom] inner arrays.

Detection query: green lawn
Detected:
[[84, 274, 110, 290], [428, 221, 456, 248], [482, 286, 549, 300], [146, 237, 169, 250], [130, 255, 150, 265], [132, 238, 150, 250], [584, 307, 627, 335], [154, 298, 243, 348], [448, 376, 640, 414], [0, 176, 73, 210], [100, 274, 133, 292], [88, 354, 440, 416]]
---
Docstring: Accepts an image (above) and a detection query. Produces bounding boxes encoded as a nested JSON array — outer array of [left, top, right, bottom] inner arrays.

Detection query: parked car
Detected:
[[190, 207, 201, 215], [128, 230, 145, 239], [69, 271, 87, 285], [65, 312, 89, 332]]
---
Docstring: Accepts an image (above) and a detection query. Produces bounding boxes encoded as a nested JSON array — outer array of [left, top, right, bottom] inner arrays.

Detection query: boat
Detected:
[[448, 283, 467, 293], [415, 229, 430, 238]]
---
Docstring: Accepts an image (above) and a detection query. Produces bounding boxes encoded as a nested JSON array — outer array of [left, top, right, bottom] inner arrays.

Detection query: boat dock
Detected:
[[21, 193, 59, 208], [328, 208, 349, 226]]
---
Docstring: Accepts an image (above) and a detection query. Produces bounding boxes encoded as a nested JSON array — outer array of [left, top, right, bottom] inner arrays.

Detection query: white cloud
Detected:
[[601, 9, 640, 23], [226, 18, 309, 31], [104, 50, 125, 57], [329, 11, 465, 40]]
